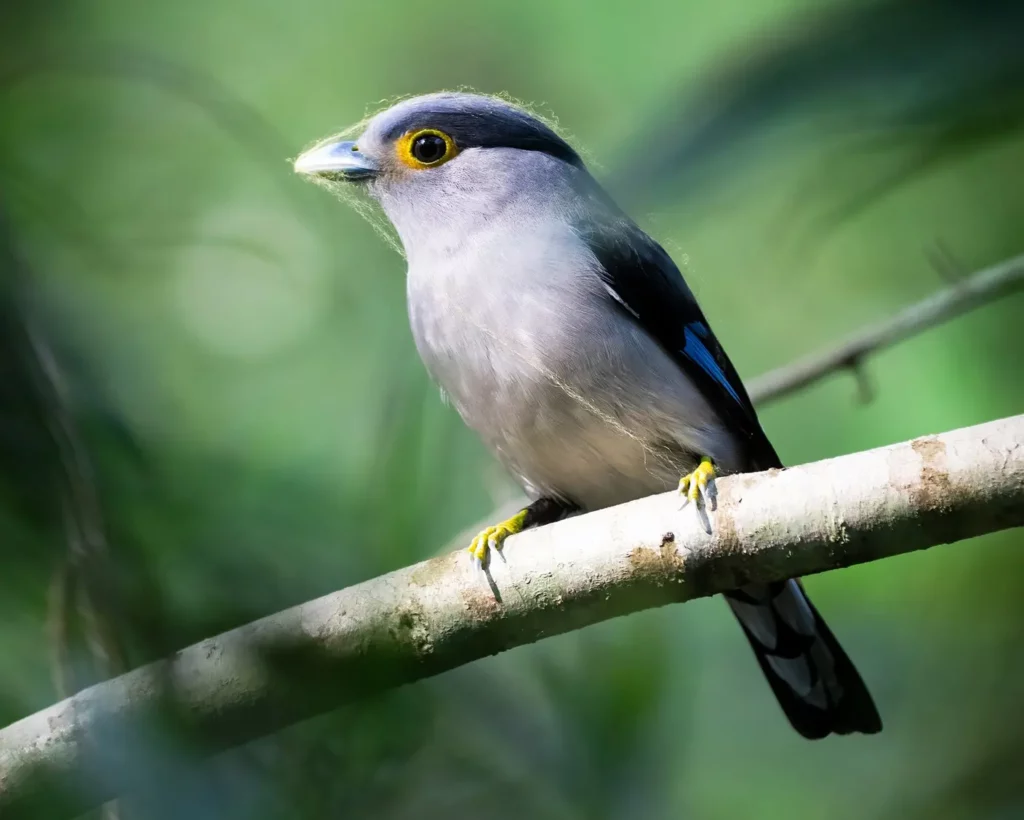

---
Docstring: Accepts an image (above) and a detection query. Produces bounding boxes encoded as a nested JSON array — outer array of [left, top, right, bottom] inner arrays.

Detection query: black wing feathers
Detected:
[[578, 217, 781, 471]]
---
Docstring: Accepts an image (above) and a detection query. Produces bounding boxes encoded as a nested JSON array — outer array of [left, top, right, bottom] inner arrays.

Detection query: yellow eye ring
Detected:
[[397, 129, 458, 169]]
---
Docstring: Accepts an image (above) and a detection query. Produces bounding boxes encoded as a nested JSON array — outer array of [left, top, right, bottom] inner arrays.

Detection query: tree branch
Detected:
[[2, 415, 1023, 818], [746, 253, 1024, 405]]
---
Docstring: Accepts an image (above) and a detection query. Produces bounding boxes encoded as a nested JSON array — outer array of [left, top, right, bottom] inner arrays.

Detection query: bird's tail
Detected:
[[725, 579, 882, 739]]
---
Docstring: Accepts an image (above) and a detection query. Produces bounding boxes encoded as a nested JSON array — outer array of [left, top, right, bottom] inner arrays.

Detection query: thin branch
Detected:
[[2, 415, 1023, 819], [746, 253, 1024, 405]]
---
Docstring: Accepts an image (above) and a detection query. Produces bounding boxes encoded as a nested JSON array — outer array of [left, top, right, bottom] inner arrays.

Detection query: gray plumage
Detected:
[[295, 92, 881, 739], [400, 151, 739, 510]]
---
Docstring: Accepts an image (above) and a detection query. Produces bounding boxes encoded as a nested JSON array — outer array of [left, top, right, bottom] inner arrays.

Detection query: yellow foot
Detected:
[[679, 456, 716, 510], [468, 508, 528, 566]]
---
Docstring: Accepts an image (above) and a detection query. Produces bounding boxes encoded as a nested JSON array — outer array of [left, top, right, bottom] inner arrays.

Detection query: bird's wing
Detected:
[[577, 215, 781, 471]]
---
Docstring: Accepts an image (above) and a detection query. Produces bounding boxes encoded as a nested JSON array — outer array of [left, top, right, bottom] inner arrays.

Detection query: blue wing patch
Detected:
[[683, 323, 742, 404]]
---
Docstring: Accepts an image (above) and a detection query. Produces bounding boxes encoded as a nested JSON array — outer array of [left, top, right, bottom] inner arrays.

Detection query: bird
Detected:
[[294, 92, 882, 739]]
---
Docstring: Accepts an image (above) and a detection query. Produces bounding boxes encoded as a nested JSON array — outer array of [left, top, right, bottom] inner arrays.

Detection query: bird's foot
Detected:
[[679, 456, 717, 515], [468, 509, 528, 567]]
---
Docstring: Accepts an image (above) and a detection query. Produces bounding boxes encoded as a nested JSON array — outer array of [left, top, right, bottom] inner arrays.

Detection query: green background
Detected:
[[2, 0, 1022, 817]]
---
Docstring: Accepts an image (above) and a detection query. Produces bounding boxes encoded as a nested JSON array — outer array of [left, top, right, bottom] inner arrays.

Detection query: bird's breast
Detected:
[[406, 250, 586, 423], [403, 225, 731, 507]]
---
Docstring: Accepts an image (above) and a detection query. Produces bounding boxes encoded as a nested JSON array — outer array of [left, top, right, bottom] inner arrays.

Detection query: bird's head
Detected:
[[293, 93, 587, 256]]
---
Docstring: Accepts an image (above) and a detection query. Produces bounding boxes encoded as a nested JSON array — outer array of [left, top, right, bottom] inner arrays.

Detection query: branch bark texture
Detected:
[[2, 415, 1023, 818]]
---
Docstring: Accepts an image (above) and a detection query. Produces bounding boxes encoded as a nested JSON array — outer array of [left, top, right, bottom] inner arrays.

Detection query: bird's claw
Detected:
[[679, 456, 716, 515], [468, 510, 528, 567]]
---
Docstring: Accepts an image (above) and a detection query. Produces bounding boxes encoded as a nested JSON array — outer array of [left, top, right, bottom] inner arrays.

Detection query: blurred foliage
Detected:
[[617, 0, 1024, 220], [0, 0, 1023, 817]]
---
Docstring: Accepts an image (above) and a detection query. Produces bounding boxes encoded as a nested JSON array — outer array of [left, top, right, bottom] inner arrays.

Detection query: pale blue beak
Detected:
[[293, 140, 379, 180]]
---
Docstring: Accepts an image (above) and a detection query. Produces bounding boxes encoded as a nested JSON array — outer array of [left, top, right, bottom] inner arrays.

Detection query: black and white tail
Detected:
[[725, 579, 882, 739]]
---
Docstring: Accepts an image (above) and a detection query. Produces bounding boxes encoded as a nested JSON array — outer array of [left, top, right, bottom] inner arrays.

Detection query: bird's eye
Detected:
[[398, 129, 457, 169], [412, 133, 446, 163]]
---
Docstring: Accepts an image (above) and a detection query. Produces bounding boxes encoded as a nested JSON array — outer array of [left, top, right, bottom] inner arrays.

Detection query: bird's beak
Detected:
[[293, 140, 379, 180]]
